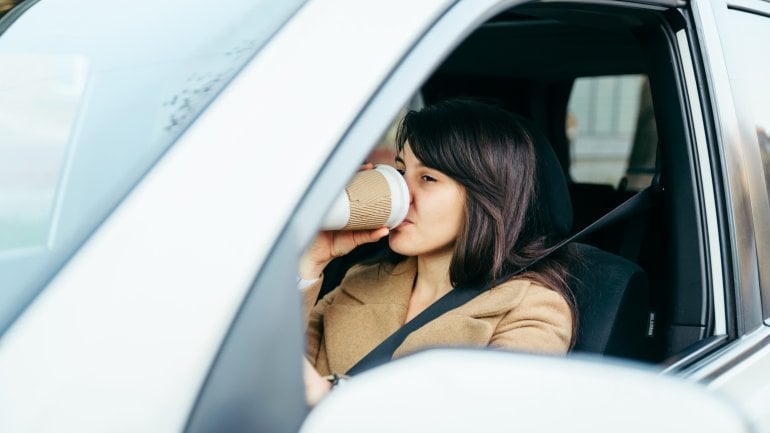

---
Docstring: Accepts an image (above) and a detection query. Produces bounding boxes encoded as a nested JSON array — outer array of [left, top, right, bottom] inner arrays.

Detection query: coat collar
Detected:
[[337, 256, 417, 306]]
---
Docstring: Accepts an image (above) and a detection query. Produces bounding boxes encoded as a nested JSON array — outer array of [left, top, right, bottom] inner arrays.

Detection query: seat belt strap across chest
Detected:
[[346, 283, 486, 375]]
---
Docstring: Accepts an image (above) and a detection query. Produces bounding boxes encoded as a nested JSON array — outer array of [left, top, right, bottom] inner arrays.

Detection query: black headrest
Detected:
[[514, 115, 573, 237]]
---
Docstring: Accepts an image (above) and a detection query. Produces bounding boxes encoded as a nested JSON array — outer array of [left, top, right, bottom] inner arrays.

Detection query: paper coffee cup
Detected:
[[321, 164, 410, 231]]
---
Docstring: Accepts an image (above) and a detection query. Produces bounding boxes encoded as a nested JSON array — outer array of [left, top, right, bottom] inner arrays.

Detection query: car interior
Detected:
[[320, 1, 710, 367]]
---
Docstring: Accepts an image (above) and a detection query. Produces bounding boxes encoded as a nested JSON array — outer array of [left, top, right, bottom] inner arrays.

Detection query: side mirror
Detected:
[[302, 349, 750, 433]]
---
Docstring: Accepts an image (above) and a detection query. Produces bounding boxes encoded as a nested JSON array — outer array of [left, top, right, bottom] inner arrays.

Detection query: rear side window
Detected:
[[567, 75, 657, 190]]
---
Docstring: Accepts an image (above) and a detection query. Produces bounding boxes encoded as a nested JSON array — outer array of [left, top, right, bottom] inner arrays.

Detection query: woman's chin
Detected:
[[388, 235, 417, 256]]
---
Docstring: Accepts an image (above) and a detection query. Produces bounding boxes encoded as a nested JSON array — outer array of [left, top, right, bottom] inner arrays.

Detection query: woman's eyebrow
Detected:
[[394, 156, 426, 168]]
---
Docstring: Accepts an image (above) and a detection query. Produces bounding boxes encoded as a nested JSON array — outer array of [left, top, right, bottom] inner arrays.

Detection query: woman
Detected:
[[300, 99, 576, 405]]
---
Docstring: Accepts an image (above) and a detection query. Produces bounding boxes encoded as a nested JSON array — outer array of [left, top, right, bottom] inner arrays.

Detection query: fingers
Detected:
[[372, 226, 390, 240], [346, 227, 390, 252], [356, 227, 390, 244], [327, 227, 388, 258], [300, 227, 390, 279]]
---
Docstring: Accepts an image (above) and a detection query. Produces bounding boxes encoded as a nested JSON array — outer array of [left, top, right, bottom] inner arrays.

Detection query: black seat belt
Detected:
[[345, 186, 656, 376], [617, 167, 661, 262]]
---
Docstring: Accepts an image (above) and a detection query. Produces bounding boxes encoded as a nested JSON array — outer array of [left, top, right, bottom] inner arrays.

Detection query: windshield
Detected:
[[0, 0, 306, 336]]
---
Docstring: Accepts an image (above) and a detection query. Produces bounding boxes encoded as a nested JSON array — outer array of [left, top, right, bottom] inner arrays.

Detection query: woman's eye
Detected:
[[396, 168, 405, 176], [421, 175, 436, 182]]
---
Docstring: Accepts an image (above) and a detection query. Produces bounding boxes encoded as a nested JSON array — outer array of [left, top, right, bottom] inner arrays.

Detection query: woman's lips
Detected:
[[395, 218, 413, 230]]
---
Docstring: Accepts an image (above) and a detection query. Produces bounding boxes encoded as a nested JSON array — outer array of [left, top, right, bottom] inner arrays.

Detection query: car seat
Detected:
[[521, 114, 652, 359]]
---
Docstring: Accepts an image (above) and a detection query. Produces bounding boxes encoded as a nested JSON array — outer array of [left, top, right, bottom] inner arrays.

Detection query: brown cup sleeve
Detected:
[[342, 170, 392, 230]]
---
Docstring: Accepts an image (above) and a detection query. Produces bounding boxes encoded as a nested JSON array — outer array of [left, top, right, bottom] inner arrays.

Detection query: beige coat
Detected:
[[304, 257, 572, 376]]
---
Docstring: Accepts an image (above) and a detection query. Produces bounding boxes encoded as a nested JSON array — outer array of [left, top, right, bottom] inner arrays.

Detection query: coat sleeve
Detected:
[[489, 283, 573, 355], [302, 276, 339, 364]]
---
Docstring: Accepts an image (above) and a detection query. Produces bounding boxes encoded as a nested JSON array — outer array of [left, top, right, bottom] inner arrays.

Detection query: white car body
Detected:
[[0, 0, 769, 432]]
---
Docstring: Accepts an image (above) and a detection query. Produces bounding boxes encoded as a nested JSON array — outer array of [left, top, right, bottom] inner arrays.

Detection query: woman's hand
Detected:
[[304, 358, 331, 406], [299, 163, 390, 280], [299, 227, 390, 280]]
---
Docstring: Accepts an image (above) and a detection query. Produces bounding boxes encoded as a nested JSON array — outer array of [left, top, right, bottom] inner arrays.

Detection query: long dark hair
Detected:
[[389, 99, 576, 344]]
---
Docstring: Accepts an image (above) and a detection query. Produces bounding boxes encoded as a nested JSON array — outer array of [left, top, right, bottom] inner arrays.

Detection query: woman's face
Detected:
[[389, 143, 466, 258]]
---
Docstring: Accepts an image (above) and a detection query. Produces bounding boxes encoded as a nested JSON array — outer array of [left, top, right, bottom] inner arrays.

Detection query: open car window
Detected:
[[415, 2, 716, 364], [295, 1, 716, 371]]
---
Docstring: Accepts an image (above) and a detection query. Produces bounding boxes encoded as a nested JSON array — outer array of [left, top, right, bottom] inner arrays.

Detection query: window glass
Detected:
[[567, 75, 657, 190], [719, 7, 770, 322], [0, 0, 306, 335], [0, 55, 84, 250], [720, 9, 770, 199]]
